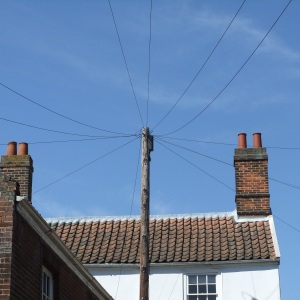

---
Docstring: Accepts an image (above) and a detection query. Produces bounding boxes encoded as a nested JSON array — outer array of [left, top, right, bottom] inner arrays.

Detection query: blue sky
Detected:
[[1, 1, 299, 299]]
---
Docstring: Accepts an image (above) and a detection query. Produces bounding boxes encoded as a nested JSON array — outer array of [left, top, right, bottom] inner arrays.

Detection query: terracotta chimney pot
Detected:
[[18, 142, 29, 155], [7, 141, 17, 156], [253, 133, 262, 148], [238, 133, 247, 148]]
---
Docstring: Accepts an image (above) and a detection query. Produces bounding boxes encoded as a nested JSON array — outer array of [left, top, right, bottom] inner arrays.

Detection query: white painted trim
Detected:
[[269, 215, 281, 258], [184, 271, 221, 300], [233, 209, 272, 222], [42, 266, 54, 300], [16, 200, 113, 300]]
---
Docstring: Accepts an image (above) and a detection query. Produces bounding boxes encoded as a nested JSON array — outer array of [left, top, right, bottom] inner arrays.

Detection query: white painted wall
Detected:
[[87, 262, 281, 300]]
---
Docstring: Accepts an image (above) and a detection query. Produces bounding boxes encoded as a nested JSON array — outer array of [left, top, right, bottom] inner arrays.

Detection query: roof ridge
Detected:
[[45, 211, 236, 224]]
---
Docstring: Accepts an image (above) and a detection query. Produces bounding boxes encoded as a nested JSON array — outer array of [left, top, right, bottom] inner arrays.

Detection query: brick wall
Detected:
[[0, 174, 17, 299], [234, 147, 271, 216], [9, 211, 102, 300], [0, 144, 111, 299], [0, 154, 33, 203], [0, 192, 108, 299]]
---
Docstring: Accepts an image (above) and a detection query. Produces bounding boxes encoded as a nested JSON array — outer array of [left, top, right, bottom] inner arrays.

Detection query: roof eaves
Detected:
[[84, 258, 280, 269]]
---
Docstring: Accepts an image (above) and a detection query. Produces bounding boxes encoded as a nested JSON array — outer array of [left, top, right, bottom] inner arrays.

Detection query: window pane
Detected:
[[189, 275, 197, 284], [43, 273, 46, 292], [46, 276, 50, 295], [198, 285, 207, 294], [188, 296, 198, 300], [198, 275, 206, 284], [208, 296, 216, 300], [208, 275, 216, 283], [42, 268, 53, 300], [189, 285, 197, 294], [199, 296, 206, 300], [208, 284, 216, 293]]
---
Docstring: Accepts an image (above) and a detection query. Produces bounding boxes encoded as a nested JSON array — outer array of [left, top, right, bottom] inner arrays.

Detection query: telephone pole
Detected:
[[140, 127, 153, 300]]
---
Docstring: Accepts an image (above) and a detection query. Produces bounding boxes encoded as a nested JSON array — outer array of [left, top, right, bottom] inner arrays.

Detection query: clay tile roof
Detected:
[[46, 212, 279, 265]]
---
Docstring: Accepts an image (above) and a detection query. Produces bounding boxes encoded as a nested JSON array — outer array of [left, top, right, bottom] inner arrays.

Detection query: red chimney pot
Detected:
[[238, 133, 247, 148], [7, 141, 17, 156], [253, 133, 262, 148], [18, 142, 28, 155]]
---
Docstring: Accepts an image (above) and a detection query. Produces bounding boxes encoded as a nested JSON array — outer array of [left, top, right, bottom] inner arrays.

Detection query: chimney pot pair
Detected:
[[238, 133, 262, 149], [7, 142, 28, 156]]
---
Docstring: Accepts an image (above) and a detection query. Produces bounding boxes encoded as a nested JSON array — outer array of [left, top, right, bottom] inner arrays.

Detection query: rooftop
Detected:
[[46, 211, 278, 265]]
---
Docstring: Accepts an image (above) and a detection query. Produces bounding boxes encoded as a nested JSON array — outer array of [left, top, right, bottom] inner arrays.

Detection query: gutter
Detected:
[[84, 258, 280, 269]]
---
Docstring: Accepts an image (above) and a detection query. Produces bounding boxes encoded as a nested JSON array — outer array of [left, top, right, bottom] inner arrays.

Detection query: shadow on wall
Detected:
[[242, 292, 258, 300]]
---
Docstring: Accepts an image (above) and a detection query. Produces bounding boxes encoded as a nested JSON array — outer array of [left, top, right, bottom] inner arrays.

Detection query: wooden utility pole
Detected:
[[140, 127, 153, 300]]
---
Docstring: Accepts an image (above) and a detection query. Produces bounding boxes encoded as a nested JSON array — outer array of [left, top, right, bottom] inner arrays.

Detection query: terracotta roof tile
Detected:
[[47, 213, 278, 265]]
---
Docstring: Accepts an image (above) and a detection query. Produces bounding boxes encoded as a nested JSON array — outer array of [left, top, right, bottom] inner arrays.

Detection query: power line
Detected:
[[157, 138, 232, 166], [156, 136, 300, 150], [267, 146, 300, 150], [129, 141, 142, 216], [160, 0, 293, 136], [107, 0, 144, 127], [156, 139, 234, 191], [146, 0, 153, 126], [0, 81, 127, 135], [159, 138, 300, 191], [152, 0, 247, 131], [22, 136, 134, 145], [157, 136, 236, 147], [157, 140, 300, 238], [114, 137, 141, 300], [0, 116, 137, 138], [269, 177, 300, 190], [33, 137, 139, 194], [274, 214, 300, 234]]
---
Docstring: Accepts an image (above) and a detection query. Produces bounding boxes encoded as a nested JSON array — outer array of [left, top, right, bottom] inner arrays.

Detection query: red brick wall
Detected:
[[10, 213, 101, 300], [0, 174, 17, 299], [0, 155, 33, 203], [234, 147, 271, 216], [0, 173, 105, 300]]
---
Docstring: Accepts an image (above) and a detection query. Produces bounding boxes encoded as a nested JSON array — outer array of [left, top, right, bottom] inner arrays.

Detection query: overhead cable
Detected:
[[159, 138, 300, 191], [160, 0, 293, 136], [157, 136, 236, 147], [33, 137, 139, 194], [114, 139, 141, 300], [152, 0, 247, 131], [0, 136, 135, 145], [157, 138, 232, 166], [107, 0, 144, 126], [274, 214, 300, 234], [269, 177, 300, 190], [0, 81, 128, 135], [0, 116, 136, 138], [146, 0, 153, 126], [156, 139, 234, 191]]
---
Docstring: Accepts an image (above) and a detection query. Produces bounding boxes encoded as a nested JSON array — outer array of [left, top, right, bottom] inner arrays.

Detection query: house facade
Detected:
[[0, 142, 113, 300], [46, 133, 281, 300]]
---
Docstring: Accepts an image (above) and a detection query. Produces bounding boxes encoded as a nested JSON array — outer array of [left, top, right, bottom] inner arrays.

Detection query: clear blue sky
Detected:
[[1, 1, 299, 299]]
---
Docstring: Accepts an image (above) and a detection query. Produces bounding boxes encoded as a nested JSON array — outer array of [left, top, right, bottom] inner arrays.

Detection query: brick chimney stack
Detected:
[[234, 133, 271, 217], [0, 142, 33, 202]]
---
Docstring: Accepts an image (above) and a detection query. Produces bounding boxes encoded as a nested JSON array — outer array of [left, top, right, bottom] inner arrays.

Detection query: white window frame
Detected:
[[42, 267, 53, 300], [185, 271, 221, 300]]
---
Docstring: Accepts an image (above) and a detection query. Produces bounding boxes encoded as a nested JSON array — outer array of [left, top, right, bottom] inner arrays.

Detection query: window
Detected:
[[187, 274, 217, 300], [42, 267, 53, 300]]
